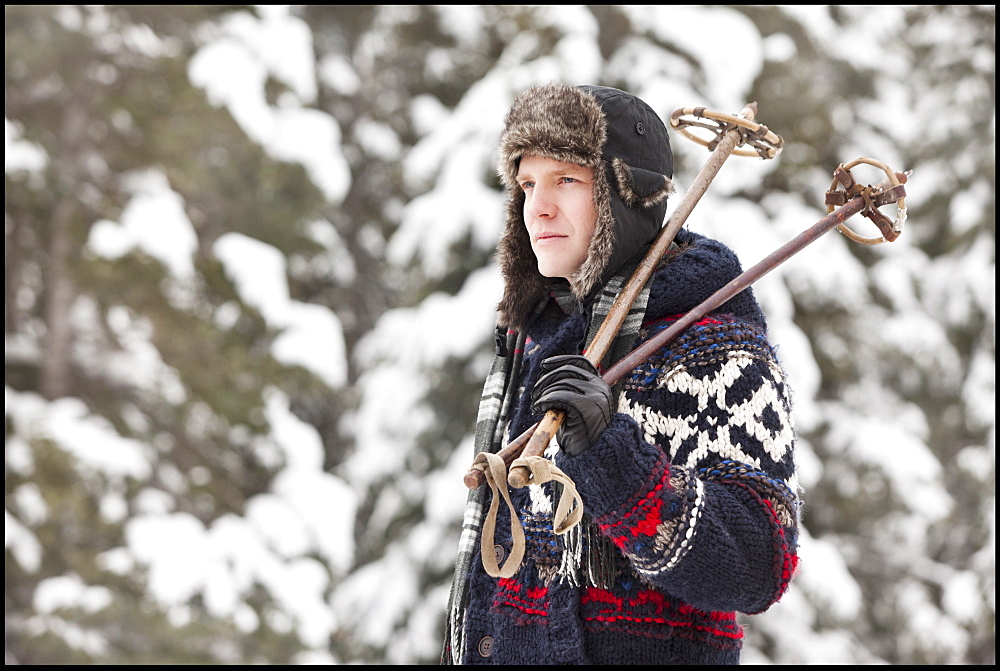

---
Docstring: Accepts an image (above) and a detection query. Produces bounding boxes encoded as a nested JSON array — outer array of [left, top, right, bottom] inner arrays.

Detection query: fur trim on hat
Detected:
[[496, 85, 606, 189]]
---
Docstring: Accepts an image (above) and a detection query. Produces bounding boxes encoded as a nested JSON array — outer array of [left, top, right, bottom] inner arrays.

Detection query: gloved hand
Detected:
[[530, 354, 614, 456]]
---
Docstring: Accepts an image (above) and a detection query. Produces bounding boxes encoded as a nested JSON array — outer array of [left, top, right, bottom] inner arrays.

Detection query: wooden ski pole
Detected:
[[463, 102, 784, 490], [465, 161, 907, 490]]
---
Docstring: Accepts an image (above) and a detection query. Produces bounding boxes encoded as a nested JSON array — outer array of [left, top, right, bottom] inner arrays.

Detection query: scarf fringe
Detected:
[[555, 518, 621, 589]]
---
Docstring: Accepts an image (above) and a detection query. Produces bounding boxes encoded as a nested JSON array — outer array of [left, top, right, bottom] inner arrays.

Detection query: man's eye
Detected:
[[561, 177, 578, 184], [520, 181, 534, 190]]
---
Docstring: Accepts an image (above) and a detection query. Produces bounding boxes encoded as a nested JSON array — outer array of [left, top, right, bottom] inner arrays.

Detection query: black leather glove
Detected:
[[530, 354, 614, 456]]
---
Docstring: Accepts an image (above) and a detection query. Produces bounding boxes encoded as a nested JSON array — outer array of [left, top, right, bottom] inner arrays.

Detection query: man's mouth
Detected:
[[534, 233, 566, 243]]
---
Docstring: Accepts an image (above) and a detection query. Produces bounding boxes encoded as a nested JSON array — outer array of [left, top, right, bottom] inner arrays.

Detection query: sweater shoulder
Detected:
[[647, 229, 767, 329], [636, 313, 778, 373]]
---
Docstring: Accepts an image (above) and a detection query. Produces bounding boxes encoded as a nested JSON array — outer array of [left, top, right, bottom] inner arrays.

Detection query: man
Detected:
[[442, 83, 800, 665]]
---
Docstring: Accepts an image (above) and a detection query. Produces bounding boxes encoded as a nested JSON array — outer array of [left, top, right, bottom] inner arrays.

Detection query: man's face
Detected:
[[517, 154, 598, 279]]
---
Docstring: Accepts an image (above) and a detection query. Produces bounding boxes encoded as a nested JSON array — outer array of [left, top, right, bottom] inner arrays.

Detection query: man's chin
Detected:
[[536, 266, 570, 280], [534, 253, 584, 280]]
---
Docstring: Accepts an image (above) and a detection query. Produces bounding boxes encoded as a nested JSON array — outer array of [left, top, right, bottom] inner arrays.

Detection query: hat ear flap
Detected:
[[610, 157, 675, 208]]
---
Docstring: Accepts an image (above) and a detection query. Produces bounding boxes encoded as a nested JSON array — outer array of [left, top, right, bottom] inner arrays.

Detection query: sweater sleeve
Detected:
[[554, 315, 800, 615]]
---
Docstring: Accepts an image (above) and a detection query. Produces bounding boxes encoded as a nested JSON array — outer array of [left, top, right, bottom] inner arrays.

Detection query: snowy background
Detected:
[[5, 5, 994, 665]]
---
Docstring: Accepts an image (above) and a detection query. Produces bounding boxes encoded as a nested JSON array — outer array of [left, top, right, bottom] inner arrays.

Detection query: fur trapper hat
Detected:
[[495, 83, 675, 331]]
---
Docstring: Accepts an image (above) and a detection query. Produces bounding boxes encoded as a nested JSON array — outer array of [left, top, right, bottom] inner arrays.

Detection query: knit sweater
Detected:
[[456, 229, 800, 665]]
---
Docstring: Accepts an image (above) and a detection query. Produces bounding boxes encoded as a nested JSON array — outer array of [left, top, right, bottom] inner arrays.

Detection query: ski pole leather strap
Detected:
[[508, 455, 583, 535], [475, 451, 584, 578], [475, 452, 525, 579]]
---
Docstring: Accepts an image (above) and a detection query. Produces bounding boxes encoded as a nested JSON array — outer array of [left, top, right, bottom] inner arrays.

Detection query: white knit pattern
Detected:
[[618, 354, 794, 470]]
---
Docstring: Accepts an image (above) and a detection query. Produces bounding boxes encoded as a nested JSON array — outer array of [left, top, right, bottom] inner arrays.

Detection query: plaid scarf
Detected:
[[441, 265, 651, 664]]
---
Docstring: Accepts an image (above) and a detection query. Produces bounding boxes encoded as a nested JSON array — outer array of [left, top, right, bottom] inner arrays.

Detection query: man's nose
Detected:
[[525, 185, 555, 220]]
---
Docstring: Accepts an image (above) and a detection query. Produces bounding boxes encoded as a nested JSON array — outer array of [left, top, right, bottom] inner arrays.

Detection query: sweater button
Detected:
[[494, 544, 505, 565], [478, 636, 494, 657]]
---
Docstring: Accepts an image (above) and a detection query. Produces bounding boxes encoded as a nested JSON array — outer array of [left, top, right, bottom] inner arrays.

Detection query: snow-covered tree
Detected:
[[5, 5, 993, 664]]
